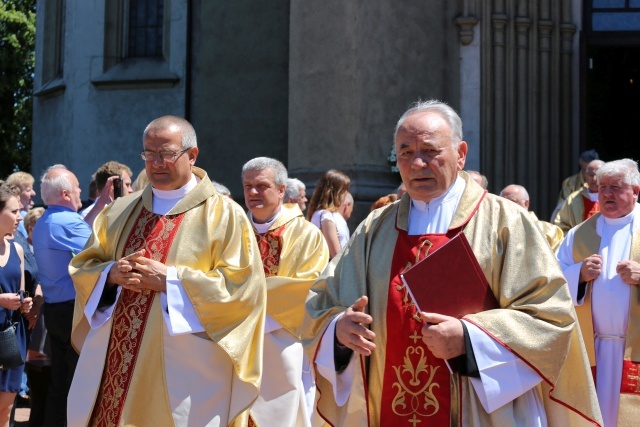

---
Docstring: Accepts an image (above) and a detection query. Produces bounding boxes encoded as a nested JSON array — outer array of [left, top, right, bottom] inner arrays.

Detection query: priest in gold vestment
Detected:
[[551, 149, 600, 222], [242, 157, 329, 426], [302, 101, 602, 427], [68, 116, 266, 427], [554, 160, 604, 234]]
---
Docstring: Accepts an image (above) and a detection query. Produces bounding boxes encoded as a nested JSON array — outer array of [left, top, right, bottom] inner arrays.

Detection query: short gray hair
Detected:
[[241, 157, 288, 187], [143, 116, 197, 149], [40, 164, 72, 205], [212, 181, 231, 196], [284, 178, 305, 201], [394, 99, 463, 148], [597, 158, 640, 187]]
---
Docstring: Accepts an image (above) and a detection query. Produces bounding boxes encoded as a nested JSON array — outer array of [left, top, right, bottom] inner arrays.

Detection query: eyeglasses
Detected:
[[140, 148, 190, 163]]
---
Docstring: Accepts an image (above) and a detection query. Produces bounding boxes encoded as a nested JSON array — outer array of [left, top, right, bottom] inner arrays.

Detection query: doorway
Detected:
[[584, 45, 640, 162]]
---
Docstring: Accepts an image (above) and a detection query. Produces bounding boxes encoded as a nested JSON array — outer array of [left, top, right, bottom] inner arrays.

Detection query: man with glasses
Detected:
[[67, 116, 266, 426]]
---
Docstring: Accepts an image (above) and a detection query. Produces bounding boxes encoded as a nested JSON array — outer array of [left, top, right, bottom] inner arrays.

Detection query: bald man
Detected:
[[500, 184, 564, 251]]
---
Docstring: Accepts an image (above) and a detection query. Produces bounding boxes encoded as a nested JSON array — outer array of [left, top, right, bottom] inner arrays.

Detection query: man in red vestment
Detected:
[[303, 100, 602, 426]]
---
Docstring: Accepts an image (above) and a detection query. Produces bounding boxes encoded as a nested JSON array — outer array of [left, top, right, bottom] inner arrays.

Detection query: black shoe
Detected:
[[15, 394, 29, 408]]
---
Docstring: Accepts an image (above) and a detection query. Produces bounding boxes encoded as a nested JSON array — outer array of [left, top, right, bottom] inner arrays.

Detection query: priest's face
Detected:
[[394, 111, 467, 203], [243, 168, 285, 223], [598, 174, 640, 219], [143, 125, 198, 191]]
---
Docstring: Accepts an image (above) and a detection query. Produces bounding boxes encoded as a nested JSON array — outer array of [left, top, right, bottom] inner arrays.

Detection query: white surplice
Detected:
[[556, 205, 640, 427]]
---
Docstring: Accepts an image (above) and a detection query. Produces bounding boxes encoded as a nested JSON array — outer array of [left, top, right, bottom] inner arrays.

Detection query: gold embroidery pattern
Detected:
[[255, 226, 285, 277], [91, 209, 184, 427], [391, 332, 441, 422]]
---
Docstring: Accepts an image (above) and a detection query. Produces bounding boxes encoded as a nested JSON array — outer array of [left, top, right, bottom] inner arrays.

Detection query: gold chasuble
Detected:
[[303, 173, 602, 427], [253, 203, 329, 339], [570, 213, 640, 426], [554, 187, 600, 234], [557, 172, 587, 206], [70, 168, 266, 427], [530, 211, 564, 252]]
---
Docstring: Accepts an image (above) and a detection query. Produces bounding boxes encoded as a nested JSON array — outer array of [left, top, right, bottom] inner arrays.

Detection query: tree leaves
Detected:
[[0, 0, 36, 177]]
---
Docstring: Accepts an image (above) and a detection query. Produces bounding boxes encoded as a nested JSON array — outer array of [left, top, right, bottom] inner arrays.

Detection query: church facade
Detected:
[[32, 0, 640, 221]]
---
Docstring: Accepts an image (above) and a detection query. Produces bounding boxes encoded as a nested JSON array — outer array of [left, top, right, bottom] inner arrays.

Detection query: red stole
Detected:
[[90, 207, 185, 427], [254, 224, 287, 277], [379, 228, 460, 427], [582, 195, 600, 221]]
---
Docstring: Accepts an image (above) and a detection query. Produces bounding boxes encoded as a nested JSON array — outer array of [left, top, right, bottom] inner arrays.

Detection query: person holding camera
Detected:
[[81, 161, 134, 227]]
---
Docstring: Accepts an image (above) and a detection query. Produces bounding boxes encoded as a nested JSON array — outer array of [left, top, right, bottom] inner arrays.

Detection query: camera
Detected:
[[113, 178, 123, 199]]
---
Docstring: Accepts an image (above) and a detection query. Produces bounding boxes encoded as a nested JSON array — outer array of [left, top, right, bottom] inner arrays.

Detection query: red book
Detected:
[[400, 232, 499, 318]]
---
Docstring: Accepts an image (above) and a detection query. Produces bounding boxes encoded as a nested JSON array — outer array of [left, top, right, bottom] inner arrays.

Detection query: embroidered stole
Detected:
[[379, 229, 459, 426], [254, 224, 287, 277], [90, 207, 185, 427]]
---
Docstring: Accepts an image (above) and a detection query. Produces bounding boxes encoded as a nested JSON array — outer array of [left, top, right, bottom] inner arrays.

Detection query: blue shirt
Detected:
[[32, 205, 92, 303]]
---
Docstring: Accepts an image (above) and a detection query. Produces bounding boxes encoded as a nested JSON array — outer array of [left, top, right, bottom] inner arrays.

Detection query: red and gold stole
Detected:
[[582, 196, 600, 221], [379, 229, 459, 427], [254, 224, 287, 277], [91, 207, 185, 427]]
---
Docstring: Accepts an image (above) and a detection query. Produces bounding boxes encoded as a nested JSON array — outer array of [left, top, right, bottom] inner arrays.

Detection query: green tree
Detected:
[[0, 0, 35, 178]]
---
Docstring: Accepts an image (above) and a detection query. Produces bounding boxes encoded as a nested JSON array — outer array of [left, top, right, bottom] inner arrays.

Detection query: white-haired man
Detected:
[[500, 184, 563, 251], [284, 177, 308, 212], [303, 100, 602, 426], [32, 164, 92, 426], [68, 116, 266, 426], [242, 157, 329, 426], [556, 158, 640, 427]]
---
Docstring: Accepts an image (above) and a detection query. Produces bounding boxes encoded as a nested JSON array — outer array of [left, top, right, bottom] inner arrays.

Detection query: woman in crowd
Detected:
[[306, 170, 351, 258], [0, 183, 32, 426]]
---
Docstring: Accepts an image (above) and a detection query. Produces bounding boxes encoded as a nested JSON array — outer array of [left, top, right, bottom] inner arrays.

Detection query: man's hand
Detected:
[[617, 260, 640, 285], [335, 296, 376, 356], [107, 250, 168, 293], [579, 254, 602, 283], [420, 312, 465, 360]]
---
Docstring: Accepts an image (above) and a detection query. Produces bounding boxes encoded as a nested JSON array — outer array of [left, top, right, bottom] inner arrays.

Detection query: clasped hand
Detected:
[[107, 249, 168, 293]]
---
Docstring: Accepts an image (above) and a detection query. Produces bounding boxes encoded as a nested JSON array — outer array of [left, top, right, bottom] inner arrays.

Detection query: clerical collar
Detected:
[[151, 174, 198, 200], [588, 191, 598, 202], [251, 206, 283, 234], [602, 204, 640, 226], [407, 176, 465, 235], [150, 174, 199, 215]]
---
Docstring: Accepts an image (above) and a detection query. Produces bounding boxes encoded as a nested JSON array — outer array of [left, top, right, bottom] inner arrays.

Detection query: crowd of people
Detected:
[[0, 100, 637, 426]]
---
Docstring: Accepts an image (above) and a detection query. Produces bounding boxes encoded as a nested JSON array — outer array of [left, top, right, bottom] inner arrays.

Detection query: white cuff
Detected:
[[84, 262, 122, 328], [464, 320, 542, 413], [315, 313, 356, 407], [161, 266, 205, 335]]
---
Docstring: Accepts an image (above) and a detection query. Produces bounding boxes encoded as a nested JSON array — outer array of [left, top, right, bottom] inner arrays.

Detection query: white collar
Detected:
[[251, 206, 283, 234], [410, 176, 465, 211], [151, 174, 198, 200]]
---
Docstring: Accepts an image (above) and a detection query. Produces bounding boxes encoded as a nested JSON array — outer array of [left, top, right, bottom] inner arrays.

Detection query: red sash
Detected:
[[582, 196, 600, 221], [254, 224, 287, 277], [90, 207, 185, 427], [379, 229, 459, 426]]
